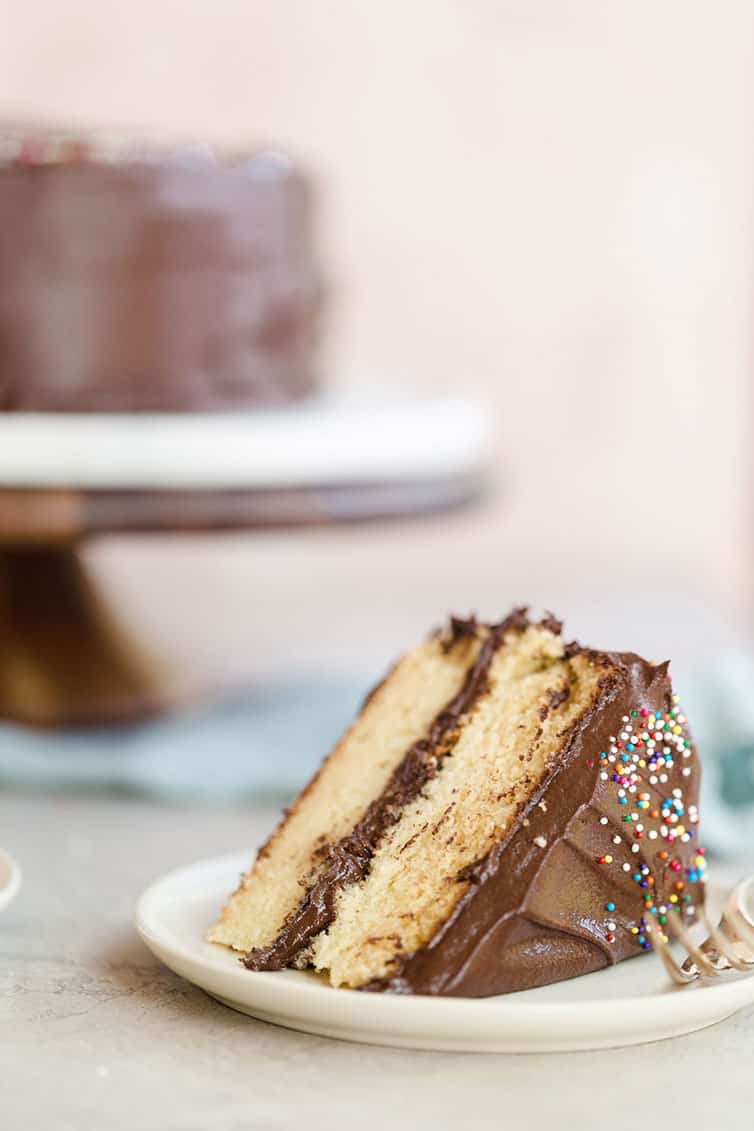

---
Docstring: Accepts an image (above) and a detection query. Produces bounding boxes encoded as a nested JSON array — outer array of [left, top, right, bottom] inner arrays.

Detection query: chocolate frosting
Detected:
[[367, 652, 704, 996], [0, 149, 321, 411]]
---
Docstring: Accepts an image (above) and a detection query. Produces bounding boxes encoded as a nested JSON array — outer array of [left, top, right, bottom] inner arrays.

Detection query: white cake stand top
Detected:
[[0, 396, 490, 491]]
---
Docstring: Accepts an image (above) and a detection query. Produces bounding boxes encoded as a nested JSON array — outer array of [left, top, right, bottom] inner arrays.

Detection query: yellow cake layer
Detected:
[[209, 629, 485, 952]]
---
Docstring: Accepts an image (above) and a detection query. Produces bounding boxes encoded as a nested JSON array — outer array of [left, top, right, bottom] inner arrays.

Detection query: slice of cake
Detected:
[[210, 610, 705, 996]]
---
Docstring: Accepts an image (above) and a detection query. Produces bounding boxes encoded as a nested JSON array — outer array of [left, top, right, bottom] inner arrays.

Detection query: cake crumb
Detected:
[[537, 800, 548, 812], [533, 835, 547, 848]]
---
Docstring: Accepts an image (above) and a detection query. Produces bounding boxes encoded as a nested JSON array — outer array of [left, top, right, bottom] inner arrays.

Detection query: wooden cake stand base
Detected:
[[0, 476, 485, 728], [0, 546, 172, 728]]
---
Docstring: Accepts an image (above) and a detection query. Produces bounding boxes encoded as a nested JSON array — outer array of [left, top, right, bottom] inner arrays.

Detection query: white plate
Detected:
[[136, 851, 754, 1053], [0, 847, 22, 912], [0, 397, 490, 490]]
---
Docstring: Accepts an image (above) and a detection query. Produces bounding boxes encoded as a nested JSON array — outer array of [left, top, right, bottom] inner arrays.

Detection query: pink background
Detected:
[[2, 1, 752, 681]]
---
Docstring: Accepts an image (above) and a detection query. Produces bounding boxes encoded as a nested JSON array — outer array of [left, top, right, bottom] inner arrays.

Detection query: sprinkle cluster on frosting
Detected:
[[594, 694, 706, 952]]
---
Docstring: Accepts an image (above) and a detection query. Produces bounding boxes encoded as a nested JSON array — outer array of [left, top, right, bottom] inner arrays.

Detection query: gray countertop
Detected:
[[2, 792, 754, 1131]]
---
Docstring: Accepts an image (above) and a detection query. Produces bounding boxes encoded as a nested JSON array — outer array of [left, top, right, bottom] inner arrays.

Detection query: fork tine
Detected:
[[648, 876, 754, 986], [680, 910, 753, 975], [643, 917, 699, 984], [663, 910, 725, 978]]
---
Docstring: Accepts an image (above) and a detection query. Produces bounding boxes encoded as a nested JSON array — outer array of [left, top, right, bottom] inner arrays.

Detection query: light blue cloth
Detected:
[[0, 680, 366, 803], [683, 652, 754, 857], [1, 660, 753, 858]]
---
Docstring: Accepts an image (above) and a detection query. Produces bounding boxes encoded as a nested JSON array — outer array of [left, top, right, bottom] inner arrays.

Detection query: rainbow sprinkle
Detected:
[[594, 695, 706, 951]]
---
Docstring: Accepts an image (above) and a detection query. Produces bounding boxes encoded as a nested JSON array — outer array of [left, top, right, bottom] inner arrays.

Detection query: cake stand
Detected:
[[0, 397, 490, 728]]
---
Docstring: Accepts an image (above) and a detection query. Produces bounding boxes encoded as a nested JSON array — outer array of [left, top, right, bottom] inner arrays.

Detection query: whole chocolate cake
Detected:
[[0, 131, 321, 411], [211, 610, 706, 997]]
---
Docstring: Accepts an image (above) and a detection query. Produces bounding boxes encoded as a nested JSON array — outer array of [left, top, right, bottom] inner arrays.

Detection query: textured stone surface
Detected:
[[1, 793, 753, 1131]]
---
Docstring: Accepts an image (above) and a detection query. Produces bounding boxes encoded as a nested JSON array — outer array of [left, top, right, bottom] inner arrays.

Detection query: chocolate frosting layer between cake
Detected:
[[365, 652, 704, 996]]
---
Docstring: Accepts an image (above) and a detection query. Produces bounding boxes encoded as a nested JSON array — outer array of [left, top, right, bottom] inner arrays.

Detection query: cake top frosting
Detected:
[[0, 124, 296, 177]]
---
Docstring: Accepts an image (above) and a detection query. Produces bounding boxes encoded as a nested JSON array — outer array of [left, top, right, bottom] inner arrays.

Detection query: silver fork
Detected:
[[644, 875, 754, 985]]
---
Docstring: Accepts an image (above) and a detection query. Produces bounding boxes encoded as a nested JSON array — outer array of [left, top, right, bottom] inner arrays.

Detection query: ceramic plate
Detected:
[[136, 852, 754, 1052]]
